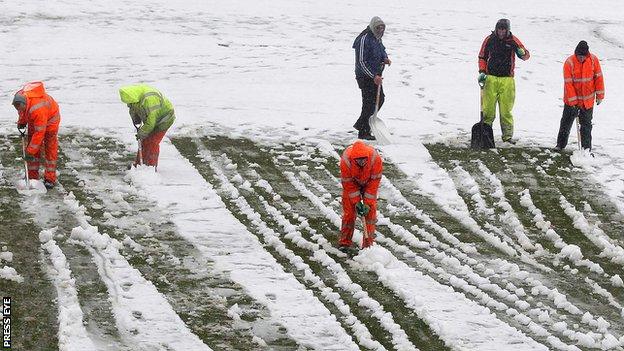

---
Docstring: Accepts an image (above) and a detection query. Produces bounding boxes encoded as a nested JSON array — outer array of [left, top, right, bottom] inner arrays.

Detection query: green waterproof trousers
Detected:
[[482, 76, 516, 142]]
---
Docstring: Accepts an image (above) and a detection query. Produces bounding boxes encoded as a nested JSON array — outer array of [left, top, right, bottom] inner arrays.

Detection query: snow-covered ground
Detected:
[[2, 1, 624, 350]]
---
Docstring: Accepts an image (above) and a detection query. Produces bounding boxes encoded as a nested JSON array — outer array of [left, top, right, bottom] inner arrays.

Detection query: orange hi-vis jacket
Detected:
[[340, 140, 383, 206], [17, 82, 61, 155], [563, 54, 604, 109]]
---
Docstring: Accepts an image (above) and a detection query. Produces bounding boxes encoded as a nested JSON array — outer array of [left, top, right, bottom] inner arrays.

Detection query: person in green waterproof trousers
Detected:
[[478, 19, 530, 144], [119, 84, 175, 168]]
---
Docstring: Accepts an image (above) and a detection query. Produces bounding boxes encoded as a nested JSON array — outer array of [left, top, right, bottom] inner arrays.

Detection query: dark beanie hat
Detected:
[[495, 18, 510, 31], [575, 40, 589, 56]]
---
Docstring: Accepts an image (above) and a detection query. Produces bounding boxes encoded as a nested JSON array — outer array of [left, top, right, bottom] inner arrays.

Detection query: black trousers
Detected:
[[354, 77, 384, 133], [556, 105, 593, 150]]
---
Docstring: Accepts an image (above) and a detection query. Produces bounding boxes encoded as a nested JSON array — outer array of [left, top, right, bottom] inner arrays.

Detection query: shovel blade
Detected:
[[369, 115, 392, 145]]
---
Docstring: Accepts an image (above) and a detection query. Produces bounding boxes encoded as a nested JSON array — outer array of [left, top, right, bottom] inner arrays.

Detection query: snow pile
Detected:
[[39, 228, 97, 351], [519, 189, 604, 274], [0, 246, 23, 283], [0, 266, 23, 283], [15, 179, 47, 195], [611, 275, 624, 288], [0, 249, 13, 263], [560, 195, 624, 265], [125, 165, 162, 185], [569, 149, 598, 169]]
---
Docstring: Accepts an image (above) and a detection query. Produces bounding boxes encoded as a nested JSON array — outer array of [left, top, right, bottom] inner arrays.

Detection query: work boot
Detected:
[[44, 180, 55, 189], [358, 131, 376, 141]]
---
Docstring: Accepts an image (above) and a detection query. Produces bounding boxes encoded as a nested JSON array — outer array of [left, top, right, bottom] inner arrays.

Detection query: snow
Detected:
[[39, 228, 97, 351], [0, 266, 23, 283], [3, 0, 624, 349]]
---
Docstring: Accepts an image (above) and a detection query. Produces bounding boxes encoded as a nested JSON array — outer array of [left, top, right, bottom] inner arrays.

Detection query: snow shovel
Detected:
[[470, 81, 495, 149], [18, 126, 31, 190], [134, 123, 143, 166], [369, 69, 392, 145]]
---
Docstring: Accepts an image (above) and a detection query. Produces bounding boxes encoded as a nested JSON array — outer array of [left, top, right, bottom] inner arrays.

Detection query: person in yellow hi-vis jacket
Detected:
[[478, 19, 530, 143], [119, 84, 175, 167]]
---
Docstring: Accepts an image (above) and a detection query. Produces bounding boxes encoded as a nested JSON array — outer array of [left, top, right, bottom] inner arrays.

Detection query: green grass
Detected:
[[172, 135, 451, 351]]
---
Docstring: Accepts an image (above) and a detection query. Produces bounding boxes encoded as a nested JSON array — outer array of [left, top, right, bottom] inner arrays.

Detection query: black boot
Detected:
[[358, 130, 376, 140], [44, 180, 55, 189]]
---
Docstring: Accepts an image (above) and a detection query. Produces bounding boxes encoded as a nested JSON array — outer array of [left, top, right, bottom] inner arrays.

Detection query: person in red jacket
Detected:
[[556, 41, 605, 151], [12, 82, 61, 189], [339, 140, 383, 250]]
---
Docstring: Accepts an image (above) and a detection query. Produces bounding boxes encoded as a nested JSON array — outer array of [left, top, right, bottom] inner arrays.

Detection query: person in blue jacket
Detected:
[[352, 16, 391, 140]]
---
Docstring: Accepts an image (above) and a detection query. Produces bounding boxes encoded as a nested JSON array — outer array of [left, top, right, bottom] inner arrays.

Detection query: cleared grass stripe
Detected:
[[219, 141, 451, 351], [59, 134, 269, 351], [204, 150, 400, 351], [157, 138, 358, 350], [375, 233, 582, 351], [291, 143, 620, 339], [0, 143, 59, 351], [61, 191, 211, 351], [284, 171, 550, 350], [295, 163, 596, 348]]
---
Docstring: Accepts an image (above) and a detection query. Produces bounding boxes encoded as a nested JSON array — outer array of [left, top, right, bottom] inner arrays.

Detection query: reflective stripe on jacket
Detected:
[[563, 53, 604, 109], [119, 84, 175, 139], [340, 140, 383, 205], [16, 82, 61, 155]]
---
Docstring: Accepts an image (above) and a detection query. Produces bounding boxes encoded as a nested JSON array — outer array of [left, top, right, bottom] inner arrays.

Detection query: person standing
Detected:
[[556, 41, 605, 151], [338, 140, 383, 250], [119, 84, 175, 168], [478, 18, 530, 143], [353, 16, 391, 140], [12, 81, 61, 189]]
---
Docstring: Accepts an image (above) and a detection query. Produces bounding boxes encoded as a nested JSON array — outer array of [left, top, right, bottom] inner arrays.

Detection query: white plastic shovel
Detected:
[[369, 83, 392, 145]]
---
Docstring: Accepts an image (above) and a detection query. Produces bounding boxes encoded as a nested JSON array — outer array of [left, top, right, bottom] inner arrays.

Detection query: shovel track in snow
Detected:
[[59, 132, 300, 351], [0, 135, 59, 351]]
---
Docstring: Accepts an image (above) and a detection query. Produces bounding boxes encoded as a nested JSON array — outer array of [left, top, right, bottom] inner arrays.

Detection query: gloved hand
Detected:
[[516, 47, 526, 57], [355, 201, 370, 217], [596, 99, 602, 106], [17, 123, 26, 129], [24, 153, 36, 162], [478, 72, 487, 84]]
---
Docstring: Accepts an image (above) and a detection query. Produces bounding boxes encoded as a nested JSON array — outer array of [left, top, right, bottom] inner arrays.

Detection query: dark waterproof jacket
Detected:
[[353, 28, 388, 79], [478, 31, 529, 77]]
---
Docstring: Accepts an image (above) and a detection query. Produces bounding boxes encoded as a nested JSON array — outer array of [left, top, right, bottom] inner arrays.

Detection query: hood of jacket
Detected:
[[350, 140, 372, 159], [119, 84, 153, 104], [21, 81, 46, 98], [368, 16, 385, 40]]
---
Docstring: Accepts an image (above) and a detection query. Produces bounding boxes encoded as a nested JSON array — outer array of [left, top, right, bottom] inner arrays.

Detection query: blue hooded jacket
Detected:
[[353, 26, 387, 79]]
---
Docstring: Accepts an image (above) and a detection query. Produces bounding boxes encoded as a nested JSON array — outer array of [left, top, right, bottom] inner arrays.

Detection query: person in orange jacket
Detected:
[[339, 140, 383, 250], [556, 41, 605, 151], [12, 82, 61, 189]]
